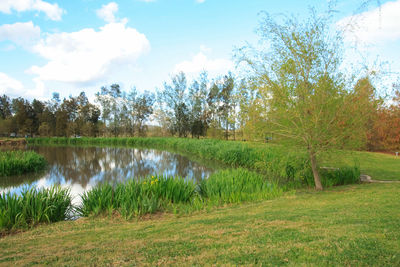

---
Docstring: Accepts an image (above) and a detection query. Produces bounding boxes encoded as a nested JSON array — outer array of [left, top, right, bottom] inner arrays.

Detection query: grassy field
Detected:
[[0, 183, 398, 266]]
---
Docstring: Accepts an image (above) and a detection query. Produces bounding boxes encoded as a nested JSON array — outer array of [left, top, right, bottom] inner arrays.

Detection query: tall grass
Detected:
[[77, 175, 197, 219], [319, 166, 361, 187], [77, 171, 284, 218], [0, 150, 47, 176], [28, 137, 313, 186], [199, 168, 283, 204], [0, 186, 72, 231]]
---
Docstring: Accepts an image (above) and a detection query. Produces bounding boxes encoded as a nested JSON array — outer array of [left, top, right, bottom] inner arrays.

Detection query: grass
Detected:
[[199, 168, 283, 204], [77, 169, 283, 219], [0, 150, 47, 176], [0, 183, 398, 266], [77, 175, 197, 219], [0, 186, 72, 232], [322, 150, 400, 181]]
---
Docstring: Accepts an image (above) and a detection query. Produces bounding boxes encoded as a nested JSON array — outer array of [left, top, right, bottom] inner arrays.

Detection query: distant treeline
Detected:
[[1, 72, 399, 151]]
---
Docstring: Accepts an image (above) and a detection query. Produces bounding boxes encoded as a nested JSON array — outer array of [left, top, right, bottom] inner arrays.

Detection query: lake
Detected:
[[0, 146, 220, 204]]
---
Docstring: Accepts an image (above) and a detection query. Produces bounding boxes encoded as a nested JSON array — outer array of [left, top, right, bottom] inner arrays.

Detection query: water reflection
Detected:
[[0, 146, 219, 203]]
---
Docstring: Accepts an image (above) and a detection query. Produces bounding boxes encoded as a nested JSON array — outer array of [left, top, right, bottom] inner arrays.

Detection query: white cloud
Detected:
[[174, 49, 234, 75], [0, 21, 40, 48], [0, 72, 49, 99], [338, 0, 400, 44], [29, 21, 150, 85], [96, 2, 118, 23], [196, 0, 206, 3], [0, 0, 64, 21], [0, 72, 24, 95]]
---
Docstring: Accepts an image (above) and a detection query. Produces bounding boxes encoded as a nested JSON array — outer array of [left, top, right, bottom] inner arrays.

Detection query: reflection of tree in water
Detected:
[[0, 169, 45, 188], [28, 146, 217, 188], [33, 146, 103, 188]]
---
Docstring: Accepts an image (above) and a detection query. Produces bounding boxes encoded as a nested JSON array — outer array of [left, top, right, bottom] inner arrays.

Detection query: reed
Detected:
[[0, 150, 46, 176], [199, 168, 283, 204], [77, 175, 196, 219], [0, 186, 72, 231], [319, 166, 361, 187]]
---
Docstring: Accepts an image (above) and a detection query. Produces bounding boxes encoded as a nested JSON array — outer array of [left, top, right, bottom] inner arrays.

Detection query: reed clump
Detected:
[[77, 170, 283, 218], [0, 150, 47, 176], [199, 168, 283, 204], [77, 175, 196, 219], [0, 186, 72, 232]]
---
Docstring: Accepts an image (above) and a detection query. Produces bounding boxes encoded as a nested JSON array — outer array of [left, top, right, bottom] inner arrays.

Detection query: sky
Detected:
[[0, 0, 399, 101]]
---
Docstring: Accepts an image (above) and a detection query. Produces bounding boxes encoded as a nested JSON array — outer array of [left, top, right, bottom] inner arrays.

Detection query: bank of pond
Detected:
[[0, 137, 361, 234]]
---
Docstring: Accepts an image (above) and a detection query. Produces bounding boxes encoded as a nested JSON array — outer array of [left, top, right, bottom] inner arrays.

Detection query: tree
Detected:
[[159, 72, 190, 136], [0, 95, 12, 120], [96, 84, 122, 136], [218, 73, 235, 140], [241, 11, 369, 190], [188, 72, 208, 138], [133, 91, 155, 136]]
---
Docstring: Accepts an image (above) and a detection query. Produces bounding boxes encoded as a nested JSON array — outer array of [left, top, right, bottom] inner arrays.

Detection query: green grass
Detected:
[[321, 150, 400, 181], [77, 175, 197, 219], [199, 168, 283, 204], [77, 170, 283, 219], [0, 183, 398, 266], [0, 150, 46, 176], [0, 186, 72, 232]]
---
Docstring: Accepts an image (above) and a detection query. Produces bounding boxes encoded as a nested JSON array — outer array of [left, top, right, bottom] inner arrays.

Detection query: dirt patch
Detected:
[[0, 138, 27, 147]]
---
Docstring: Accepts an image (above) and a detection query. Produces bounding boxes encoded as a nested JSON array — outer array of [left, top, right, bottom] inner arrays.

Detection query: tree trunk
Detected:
[[309, 150, 323, 191]]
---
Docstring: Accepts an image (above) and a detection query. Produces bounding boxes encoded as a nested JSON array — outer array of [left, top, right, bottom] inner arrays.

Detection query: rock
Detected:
[[360, 174, 372, 182]]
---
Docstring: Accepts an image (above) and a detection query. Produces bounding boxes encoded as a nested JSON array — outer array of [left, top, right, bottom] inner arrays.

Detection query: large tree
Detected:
[[159, 72, 190, 137], [241, 11, 369, 190]]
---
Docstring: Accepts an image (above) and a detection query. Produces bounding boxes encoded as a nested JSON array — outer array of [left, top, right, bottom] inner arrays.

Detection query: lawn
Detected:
[[1, 183, 399, 266]]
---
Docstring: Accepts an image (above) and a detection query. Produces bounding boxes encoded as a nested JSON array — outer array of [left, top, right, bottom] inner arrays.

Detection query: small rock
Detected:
[[360, 174, 372, 182]]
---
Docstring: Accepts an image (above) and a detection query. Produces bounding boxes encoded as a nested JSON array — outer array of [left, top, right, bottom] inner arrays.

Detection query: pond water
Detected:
[[0, 146, 220, 204]]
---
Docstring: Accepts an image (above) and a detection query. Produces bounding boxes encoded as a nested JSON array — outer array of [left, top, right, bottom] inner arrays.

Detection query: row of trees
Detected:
[[0, 70, 240, 140], [0, 87, 155, 138], [0, 92, 100, 138], [1, 71, 399, 150], [156, 71, 237, 139]]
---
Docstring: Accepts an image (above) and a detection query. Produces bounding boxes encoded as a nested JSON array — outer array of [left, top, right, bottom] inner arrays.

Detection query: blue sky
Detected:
[[0, 0, 399, 101]]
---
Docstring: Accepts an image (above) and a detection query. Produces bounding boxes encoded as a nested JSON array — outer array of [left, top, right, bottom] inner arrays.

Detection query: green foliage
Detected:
[[240, 12, 371, 190], [0, 186, 72, 231], [319, 166, 361, 187], [78, 171, 284, 219], [199, 168, 283, 204], [0, 150, 47, 176], [77, 175, 196, 219]]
